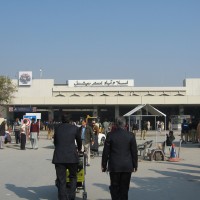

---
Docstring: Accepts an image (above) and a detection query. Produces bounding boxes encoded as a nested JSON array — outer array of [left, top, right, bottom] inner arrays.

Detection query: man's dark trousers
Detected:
[[15, 130, 20, 144], [109, 172, 132, 200], [55, 163, 78, 200]]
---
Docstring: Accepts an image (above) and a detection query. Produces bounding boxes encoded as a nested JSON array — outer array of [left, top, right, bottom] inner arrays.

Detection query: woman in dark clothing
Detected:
[[0, 120, 6, 149], [91, 121, 100, 155]]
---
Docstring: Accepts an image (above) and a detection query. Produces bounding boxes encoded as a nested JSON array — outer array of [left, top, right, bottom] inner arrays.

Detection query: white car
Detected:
[[98, 133, 106, 146]]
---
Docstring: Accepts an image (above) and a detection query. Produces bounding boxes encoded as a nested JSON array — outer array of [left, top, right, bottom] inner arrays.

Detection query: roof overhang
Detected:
[[123, 104, 166, 117]]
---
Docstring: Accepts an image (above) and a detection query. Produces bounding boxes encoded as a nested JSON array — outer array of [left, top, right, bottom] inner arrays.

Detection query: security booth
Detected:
[[123, 104, 167, 161]]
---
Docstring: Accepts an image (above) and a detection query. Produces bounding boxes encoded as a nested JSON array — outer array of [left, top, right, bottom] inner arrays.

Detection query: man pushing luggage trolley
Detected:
[[52, 114, 82, 200]]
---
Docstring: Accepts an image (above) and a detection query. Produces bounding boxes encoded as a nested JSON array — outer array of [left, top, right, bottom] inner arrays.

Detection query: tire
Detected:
[[82, 192, 87, 200]]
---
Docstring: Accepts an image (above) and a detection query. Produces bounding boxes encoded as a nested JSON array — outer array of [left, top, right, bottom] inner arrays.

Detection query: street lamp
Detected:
[[39, 69, 43, 79]]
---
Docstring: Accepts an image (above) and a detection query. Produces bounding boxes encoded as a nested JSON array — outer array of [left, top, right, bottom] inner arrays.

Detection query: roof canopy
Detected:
[[123, 104, 166, 117]]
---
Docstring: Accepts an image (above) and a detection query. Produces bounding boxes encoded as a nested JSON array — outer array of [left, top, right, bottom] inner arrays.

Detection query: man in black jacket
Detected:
[[101, 116, 138, 200], [52, 114, 82, 200]]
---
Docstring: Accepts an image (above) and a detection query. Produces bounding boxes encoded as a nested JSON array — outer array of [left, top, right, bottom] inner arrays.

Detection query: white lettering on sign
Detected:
[[68, 79, 134, 87]]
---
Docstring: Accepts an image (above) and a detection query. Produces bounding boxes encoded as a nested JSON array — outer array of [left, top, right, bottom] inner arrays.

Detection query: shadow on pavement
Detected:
[[42, 145, 55, 149], [5, 144, 21, 150], [5, 184, 84, 200], [157, 161, 200, 169], [129, 167, 200, 200], [6, 184, 57, 200]]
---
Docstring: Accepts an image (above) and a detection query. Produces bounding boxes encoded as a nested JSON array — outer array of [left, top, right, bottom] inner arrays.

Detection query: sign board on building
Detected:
[[68, 79, 134, 87], [9, 107, 36, 112], [25, 113, 41, 120]]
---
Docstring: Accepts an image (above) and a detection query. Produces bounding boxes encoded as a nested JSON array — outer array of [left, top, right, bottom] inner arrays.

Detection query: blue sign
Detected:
[[23, 115, 36, 121], [13, 107, 33, 112]]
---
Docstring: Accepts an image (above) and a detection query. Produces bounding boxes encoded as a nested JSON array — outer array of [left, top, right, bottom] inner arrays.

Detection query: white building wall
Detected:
[[9, 78, 200, 106], [184, 79, 200, 95], [12, 79, 54, 98]]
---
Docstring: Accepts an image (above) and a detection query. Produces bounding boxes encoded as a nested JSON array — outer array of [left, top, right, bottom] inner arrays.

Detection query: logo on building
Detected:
[[19, 71, 32, 86]]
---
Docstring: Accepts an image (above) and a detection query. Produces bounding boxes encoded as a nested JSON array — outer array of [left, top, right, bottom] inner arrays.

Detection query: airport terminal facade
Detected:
[[1, 71, 200, 129]]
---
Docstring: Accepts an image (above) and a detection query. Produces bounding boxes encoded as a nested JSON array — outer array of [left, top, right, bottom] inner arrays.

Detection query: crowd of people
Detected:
[[1, 115, 200, 200], [180, 118, 200, 144], [0, 117, 40, 150]]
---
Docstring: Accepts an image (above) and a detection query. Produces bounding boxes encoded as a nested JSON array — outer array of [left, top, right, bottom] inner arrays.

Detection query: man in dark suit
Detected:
[[101, 116, 138, 200], [52, 114, 82, 200]]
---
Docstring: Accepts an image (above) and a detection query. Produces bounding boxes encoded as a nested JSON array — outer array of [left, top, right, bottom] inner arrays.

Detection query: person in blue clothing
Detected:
[[181, 119, 189, 144]]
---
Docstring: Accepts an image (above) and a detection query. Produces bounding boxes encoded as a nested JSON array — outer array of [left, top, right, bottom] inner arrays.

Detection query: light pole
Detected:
[[39, 68, 43, 79]]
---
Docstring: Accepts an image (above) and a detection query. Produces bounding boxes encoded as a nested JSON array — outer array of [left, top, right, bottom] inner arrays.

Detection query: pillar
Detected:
[[179, 105, 184, 115], [48, 108, 54, 122], [93, 106, 98, 117], [115, 105, 119, 119]]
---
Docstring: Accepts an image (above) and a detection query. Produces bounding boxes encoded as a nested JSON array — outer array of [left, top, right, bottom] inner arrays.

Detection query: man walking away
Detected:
[[101, 116, 138, 200], [13, 118, 21, 144], [52, 114, 82, 200]]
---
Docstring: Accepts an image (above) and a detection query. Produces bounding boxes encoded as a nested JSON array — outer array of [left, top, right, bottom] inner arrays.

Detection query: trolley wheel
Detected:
[[82, 192, 87, 200]]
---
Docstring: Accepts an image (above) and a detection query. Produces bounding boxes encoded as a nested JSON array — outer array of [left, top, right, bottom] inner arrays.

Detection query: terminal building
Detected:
[[1, 71, 200, 129]]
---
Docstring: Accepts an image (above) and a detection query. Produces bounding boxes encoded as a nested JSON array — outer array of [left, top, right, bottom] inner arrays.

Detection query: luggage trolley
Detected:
[[66, 152, 87, 200]]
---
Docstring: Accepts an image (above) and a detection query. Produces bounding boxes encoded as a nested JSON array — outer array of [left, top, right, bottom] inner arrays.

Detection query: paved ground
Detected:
[[0, 131, 200, 200]]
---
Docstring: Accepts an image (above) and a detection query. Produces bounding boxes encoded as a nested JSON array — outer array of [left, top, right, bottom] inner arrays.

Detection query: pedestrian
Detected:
[[47, 120, 54, 140], [132, 122, 138, 136], [181, 119, 189, 144], [197, 119, 200, 143], [147, 120, 151, 130], [52, 113, 82, 200], [29, 118, 40, 149], [101, 116, 138, 200], [157, 121, 162, 133], [91, 120, 100, 155], [79, 119, 94, 166], [141, 120, 148, 140], [162, 130, 175, 151], [102, 118, 110, 136], [0, 119, 6, 149], [13, 118, 21, 144], [20, 119, 29, 150]]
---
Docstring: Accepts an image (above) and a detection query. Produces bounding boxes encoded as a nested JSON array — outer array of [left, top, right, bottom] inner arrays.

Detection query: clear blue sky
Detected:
[[0, 0, 200, 86]]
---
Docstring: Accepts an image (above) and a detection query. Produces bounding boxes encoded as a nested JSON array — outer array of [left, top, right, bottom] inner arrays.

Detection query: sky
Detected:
[[0, 0, 200, 86]]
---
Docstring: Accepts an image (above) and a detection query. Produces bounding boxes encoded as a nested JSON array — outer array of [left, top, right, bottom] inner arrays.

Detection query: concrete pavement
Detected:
[[0, 131, 200, 200]]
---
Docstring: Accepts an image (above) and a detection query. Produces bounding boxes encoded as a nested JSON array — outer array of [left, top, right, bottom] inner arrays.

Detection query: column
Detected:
[[115, 105, 119, 119], [93, 106, 98, 117], [179, 105, 184, 115], [48, 108, 54, 122]]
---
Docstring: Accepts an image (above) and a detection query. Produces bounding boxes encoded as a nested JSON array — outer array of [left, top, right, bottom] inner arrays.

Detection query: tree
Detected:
[[0, 76, 17, 105]]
